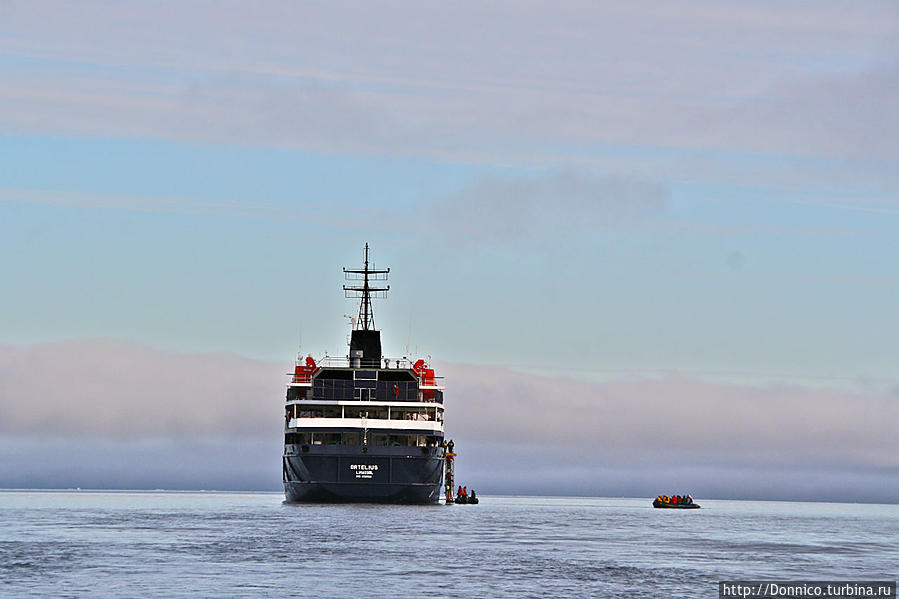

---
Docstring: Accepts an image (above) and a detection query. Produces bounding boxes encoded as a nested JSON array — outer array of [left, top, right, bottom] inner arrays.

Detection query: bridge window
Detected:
[[376, 381, 419, 401], [313, 378, 355, 400]]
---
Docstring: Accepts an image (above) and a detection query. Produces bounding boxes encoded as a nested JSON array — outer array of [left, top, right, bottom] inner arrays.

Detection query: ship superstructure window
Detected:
[[377, 370, 416, 382], [290, 405, 443, 420], [315, 369, 354, 380], [287, 432, 434, 446], [285, 432, 312, 445], [303, 432, 348, 444], [310, 372, 421, 401], [312, 378, 355, 400], [343, 407, 390, 419], [286, 387, 310, 401], [340, 432, 361, 445], [375, 380, 418, 401], [390, 407, 439, 421], [295, 406, 342, 418], [368, 434, 433, 447], [354, 370, 377, 401], [344, 407, 368, 419]]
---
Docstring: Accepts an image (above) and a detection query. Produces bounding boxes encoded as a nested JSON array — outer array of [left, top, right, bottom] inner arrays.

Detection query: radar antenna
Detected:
[[343, 243, 389, 331]]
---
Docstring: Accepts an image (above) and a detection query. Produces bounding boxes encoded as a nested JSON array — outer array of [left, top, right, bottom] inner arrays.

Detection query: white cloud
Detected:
[[0, 1, 896, 189]]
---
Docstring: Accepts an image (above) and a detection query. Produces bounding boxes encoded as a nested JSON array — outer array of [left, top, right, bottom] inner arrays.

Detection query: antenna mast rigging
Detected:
[[343, 243, 389, 331]]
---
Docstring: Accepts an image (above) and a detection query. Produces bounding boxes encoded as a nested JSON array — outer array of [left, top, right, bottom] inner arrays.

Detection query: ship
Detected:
[[282, 244, 446, 503]]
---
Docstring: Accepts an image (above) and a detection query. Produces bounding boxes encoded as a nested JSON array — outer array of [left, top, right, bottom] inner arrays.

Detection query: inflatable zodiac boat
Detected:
[[653, 495, 700, 509]]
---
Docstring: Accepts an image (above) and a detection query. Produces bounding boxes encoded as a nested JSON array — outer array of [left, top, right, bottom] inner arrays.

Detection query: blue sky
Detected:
[[2, 134, 896, 384], [0, 1, 897, 498]]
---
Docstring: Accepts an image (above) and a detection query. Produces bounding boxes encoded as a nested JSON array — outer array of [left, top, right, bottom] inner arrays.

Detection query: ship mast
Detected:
[[343, 243, 389, 331]]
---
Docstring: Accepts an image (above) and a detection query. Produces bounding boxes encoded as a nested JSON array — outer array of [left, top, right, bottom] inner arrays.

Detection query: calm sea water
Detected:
[[0, 491, 895, 598]]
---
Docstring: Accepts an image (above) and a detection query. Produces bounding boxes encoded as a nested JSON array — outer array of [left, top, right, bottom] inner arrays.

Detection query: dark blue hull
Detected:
[[283, 447, 444, 504]]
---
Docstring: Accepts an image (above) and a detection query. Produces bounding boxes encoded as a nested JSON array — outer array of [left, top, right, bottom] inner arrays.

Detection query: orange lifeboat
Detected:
[[293, 356, 318, 383]]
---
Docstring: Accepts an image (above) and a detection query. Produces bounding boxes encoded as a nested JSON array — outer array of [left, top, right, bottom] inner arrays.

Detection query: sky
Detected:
[[0, 1, 897, 501]]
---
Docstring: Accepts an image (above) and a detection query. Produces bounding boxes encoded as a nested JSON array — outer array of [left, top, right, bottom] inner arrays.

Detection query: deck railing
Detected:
[[291, 355, 446, 387], [313, 356, 440, 371]]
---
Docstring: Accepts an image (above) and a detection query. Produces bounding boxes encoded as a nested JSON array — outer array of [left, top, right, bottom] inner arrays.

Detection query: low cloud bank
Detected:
[[1, 340, 896, 501], [442, 364, 897, 471], [0, 340, 283, 437]]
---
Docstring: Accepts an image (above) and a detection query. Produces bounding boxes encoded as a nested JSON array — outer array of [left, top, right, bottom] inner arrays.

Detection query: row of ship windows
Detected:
[[288, 382, 443, 403], [286, 406, 442, 421], [315, 379, 420, 400], [285, 432, 442, 447]]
